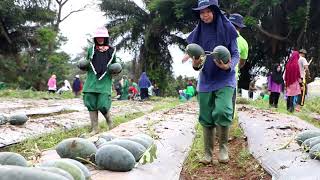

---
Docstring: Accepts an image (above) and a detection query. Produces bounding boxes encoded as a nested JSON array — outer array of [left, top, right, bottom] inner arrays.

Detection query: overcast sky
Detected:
[[59, 0, 199, 78]]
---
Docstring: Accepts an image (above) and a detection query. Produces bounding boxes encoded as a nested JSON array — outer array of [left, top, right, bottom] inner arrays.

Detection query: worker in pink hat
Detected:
[[82, 27, 118, 135]]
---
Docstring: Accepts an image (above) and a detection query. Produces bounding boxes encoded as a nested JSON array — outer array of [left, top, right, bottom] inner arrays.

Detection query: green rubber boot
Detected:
[[103, 111, 113, 130], [218, 126, 229, 163], [89, 111, 99, 136], [199, 126, 215, 165]]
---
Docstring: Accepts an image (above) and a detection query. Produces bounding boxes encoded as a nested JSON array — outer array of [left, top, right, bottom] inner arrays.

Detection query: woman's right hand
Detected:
[[182, 54, 190, 63]]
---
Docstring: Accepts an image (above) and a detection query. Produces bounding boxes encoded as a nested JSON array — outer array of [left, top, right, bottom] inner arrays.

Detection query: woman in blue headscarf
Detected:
[[184, 0, 239, 164], [138, 72, 152, 100]]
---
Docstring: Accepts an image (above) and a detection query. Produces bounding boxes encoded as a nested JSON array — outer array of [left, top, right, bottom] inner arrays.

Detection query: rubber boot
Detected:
[[89, 111, 99, 136], [103, 111, 113, 130], [218, 126, 229, 163], [199, 127, 215, 165]]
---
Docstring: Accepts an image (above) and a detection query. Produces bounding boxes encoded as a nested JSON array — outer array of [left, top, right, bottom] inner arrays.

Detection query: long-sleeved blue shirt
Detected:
[[196, 39, 239, 92]]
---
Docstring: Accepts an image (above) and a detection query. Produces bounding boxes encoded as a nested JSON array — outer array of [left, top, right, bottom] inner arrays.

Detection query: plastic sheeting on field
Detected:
[[238, 106, 320, 180], [0, 99, 155, 148], [39, 103, 199, 180], [308, 77, 320, 98]]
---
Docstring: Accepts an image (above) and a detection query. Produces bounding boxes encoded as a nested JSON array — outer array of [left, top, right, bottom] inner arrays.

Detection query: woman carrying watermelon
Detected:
[[82, 27, 117, 135], [184, 0, 239, 164]]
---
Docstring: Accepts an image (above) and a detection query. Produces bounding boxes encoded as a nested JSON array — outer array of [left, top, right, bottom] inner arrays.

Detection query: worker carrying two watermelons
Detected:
[[80, 27, 122, 135], [182, 0, 239, 164]]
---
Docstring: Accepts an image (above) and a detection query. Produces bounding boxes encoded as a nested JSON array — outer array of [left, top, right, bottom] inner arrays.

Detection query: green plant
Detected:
[[236, 148, 251, 168], [0, 89, 74, 99]]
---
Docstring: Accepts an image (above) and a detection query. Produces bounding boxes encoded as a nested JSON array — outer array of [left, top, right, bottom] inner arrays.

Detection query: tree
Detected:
[[0, 0, 71, 89], [0, 0, 55, 85], [53, 0, 91, 31]]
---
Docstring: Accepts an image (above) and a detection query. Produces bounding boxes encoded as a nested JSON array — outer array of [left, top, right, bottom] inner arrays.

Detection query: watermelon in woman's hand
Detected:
[[77, 59, 90, 71], [185, 44, 205, 59], [108, 63, 122, 75], [212, 45, 231, 64]]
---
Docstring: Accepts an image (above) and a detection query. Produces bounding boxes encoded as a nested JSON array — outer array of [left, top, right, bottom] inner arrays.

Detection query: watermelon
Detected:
[[61, 158, 91, 180], [94, 138, 107, 149], [95, 144, 136, 172], [296, 130, 320, 145], [309, 137, 320, 149], [9, 113, 28, 125], [40, 159, 85, 180], [0, 166, 70, 180], [302, 136, 320, 151], [212, 45, 231, 64], [309, 143, 320, 160], [0, 152, 28, 166], [125, 137, 152, 149], [185, 43, 205, 59], [107, 139, 146, 161], [133, 134, 154, 144], [77, 59, 90, 71], [0, 114, 8, 125], [99, 133, 116, 142], [56, 138, 97, 162], [36, 167, 74, 180], [108, 63, 122, 75]]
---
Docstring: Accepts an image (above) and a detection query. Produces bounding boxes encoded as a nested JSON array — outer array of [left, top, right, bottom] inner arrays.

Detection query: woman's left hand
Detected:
[[214, 59, 231, 71]]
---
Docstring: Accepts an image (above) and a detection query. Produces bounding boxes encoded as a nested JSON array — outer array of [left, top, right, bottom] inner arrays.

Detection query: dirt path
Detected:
[[0, 98, 156, 147], [39, 102, 198, 180], [238, 105, 320, 179]]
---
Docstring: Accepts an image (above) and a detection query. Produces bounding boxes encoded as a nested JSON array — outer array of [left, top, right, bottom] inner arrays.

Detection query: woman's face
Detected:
[[95, 37, 104, 45], [277, 66, 281, 72], [200, 8, 214, 24]]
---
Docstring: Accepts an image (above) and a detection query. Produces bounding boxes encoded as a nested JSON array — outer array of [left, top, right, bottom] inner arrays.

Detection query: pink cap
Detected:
[[93, 27, 109, 38]]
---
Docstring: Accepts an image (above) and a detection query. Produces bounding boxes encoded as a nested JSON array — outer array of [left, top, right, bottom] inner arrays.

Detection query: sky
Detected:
[[59, 0, 199, 78]]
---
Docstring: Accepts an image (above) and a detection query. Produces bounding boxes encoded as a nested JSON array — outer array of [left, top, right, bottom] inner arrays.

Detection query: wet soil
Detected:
[[180, 135, 271, 180]]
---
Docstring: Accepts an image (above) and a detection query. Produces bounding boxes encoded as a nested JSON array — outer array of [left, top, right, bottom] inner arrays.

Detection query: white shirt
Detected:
[[298, 56, 308, 79]]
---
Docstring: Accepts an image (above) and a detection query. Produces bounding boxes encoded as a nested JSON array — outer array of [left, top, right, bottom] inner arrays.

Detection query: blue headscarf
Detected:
[[138, 72, 151, 88], [187, 6, 238, 49]]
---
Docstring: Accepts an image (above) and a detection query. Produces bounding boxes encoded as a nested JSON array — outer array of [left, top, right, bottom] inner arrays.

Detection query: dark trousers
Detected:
[[248, 91, 254, 99], [154, 89, 160, 96], [232, 88, 237, 118], [269, 92, 280, 108], [48, 90, 56, 94], [287, 96, 294, 113], [140, 88, 149, 100], [74, 91, 81, 97], [115, 88, 121, 96]]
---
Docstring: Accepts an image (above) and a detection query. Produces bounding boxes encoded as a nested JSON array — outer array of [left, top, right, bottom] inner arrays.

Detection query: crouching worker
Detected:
[[81, 27, 120, 135]]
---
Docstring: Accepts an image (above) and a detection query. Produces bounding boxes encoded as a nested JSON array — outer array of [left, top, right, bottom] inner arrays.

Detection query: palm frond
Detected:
[[100, 0, 148, 19]]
